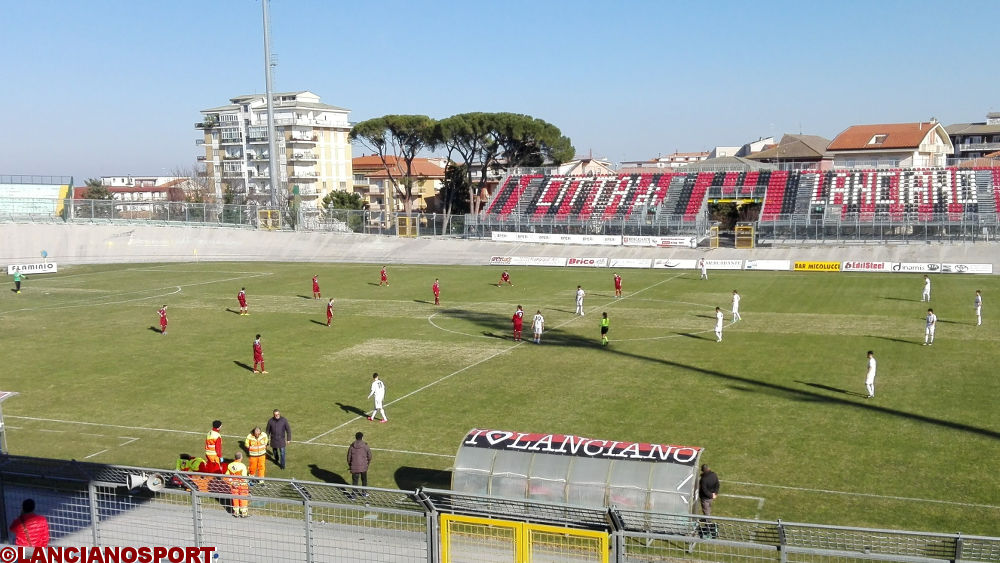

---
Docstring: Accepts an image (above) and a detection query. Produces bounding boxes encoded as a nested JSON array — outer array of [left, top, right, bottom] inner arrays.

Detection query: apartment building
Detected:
[[946, 112, 1000, 160], [196, 91, 352, 207]]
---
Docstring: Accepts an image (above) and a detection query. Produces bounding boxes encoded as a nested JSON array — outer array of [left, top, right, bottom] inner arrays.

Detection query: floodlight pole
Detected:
[[262, 0, 280, 208]]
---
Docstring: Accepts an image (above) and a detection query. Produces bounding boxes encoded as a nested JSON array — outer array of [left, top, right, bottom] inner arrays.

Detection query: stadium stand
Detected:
[[482, 167, 1000, 232]]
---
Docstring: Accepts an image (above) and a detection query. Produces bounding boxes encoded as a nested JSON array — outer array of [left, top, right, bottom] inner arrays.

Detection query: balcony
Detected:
[[222, 153, 243, 160], [289, 170, 318, 178], [196, 155, 206, 161], [290, 152, 317, 161], [288, 133, 318, 143], [956, 142, 1000, 152], [219, 137, 243, 145]]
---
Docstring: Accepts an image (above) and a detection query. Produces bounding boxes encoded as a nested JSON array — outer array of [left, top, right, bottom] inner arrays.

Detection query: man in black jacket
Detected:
[[265, 409, 291, 469], [699, 464, 720, 516]]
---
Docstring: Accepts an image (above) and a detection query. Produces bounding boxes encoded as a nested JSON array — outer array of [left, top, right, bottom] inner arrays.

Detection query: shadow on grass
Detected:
[[148, 326, 163, 334], [413, 299, 432, 304], [308, 319, 328, 327], [882, 296, 921, 302], [336, 402, 367, 417], [533, 325, 1000, 441], [798, 381, 867, 398], [481, 331, 510, 340], [937, 319, 961, 324], [367, 282, 380, 287], [308, 464, 347, 485], [233, 361, 254, 372], [225, 308, 240, 315], [394, 466, 451, 491], [297, 295, 312, 299], [870, 335, 918, 345], [676, 332, 710, 340]]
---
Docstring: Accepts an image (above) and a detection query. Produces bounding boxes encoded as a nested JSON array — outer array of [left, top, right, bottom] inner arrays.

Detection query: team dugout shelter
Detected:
[[452, 429, 703, 514]]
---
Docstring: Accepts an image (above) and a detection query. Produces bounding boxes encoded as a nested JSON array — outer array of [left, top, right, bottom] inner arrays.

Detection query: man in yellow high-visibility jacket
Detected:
[[244, 426, 269, 479], [225, 451, 249, 517], [205, 420, 223, 464]]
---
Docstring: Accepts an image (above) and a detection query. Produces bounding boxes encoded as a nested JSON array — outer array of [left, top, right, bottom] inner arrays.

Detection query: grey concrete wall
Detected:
[[1, 223, 998, 268]]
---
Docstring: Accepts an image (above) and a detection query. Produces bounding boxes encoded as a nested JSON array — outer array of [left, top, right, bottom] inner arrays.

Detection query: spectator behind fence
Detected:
[[9, 498, 49, 547]]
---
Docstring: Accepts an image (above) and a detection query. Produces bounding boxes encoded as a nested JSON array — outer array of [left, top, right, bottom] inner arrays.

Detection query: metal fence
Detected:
[[0, 197, 467, 236], [756, 212, 1000, 244], [463, 212, 710, 239], [2, 456, 997, 563]]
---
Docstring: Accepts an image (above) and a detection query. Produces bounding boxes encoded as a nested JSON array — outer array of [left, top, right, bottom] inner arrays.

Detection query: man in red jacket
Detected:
[[9, 498, 49, 547]]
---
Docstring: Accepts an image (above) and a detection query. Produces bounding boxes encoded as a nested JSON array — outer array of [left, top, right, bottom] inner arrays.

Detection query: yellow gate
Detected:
[[397, 215, 418, 237], [257, 209, 281, 231], [709, 224, 720, 248], [735, 222, 755, 249], [440, 514, 609, 563]]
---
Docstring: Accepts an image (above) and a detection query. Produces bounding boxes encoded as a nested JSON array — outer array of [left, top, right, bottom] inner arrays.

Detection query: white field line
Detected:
[[7, 416, 451, 458], [311, 275, 690, 444], [0, 271, 274, 316], [7, 415, 998, 508], [726, 494, 766, 519], [728, 480, 1000, 510], [83, 449, 108, 459], [304, 344, 521, 444]]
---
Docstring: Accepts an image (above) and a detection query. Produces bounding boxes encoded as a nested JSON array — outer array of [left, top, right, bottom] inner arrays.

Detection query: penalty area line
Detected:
[[729, 480, 1000, 510], [304, 342, 521, 444]]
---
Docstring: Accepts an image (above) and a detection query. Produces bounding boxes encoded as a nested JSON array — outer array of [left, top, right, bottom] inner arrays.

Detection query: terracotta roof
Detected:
[[827, 122, 941, 151], [354, 156, 445, 179], [746, 134, 831, 160]]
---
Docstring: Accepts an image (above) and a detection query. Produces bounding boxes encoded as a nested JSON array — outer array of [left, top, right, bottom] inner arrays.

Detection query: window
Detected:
[[868, 134, 887, 146]]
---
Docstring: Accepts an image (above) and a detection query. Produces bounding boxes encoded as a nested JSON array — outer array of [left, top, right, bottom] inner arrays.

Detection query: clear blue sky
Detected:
[[2, 0, 997, 184]]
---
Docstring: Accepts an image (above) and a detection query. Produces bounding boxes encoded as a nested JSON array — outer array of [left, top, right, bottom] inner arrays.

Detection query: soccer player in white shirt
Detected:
[[575, 286, 586, 316], [700, 258, 708, 280], [367, 373, 388, 422], [532, 310, 545, 344], [921, 275, 931, 302], [974, 290, 982, 326], [864, 350, 877, 399], [923, 308, 936, 345], [731, 290, 742, 321], [714, 307, 724, 342]]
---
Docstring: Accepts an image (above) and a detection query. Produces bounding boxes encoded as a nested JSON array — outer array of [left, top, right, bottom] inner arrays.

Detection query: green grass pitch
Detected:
[[1, 262, 998, 535]]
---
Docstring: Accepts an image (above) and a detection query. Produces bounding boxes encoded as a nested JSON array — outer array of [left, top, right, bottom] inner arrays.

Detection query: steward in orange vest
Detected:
[[205, 420, 223, 464], [225, 451, 250, 517], [244, 427, 269, 479]]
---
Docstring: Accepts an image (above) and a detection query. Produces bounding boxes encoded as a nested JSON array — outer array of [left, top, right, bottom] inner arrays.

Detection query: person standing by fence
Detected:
[[245, 426, 269, 479], [699, 465, 720, 515], [225, 451, 250, 517], [205, 420, 223, 465], [12, 270, 24, 294], [266, 409, 291, 469], [347, 431, 372, 499], [8, 498, 49, 547]]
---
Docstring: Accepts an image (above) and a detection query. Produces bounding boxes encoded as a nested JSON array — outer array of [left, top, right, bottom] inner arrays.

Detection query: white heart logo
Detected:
[[485, 431, 513, 445]]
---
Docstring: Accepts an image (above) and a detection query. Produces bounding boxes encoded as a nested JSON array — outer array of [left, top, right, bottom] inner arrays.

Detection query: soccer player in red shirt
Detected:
[[158, 305, 168, 335], [238, 287, 248, 315], [613, 273, 623, 298], [379, 266, 389, 286], [326, 298, 334, 326], [432, 278, 440, 305], [312, 275, 321, 299], [498, 270, 513, 287], [511, 305, 524, 341], [253, 334, 267, 374]]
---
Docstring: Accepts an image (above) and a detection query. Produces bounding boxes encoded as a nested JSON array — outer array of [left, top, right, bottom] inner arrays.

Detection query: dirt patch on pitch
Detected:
[[327, 339, 508, 363]]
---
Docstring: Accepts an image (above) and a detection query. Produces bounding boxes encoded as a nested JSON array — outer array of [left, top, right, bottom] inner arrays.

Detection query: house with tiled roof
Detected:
[[945, 112, 1000, 161], [745, 134, 832, 170], [352, 155, 447, 211], [826, 121, 953, 168]]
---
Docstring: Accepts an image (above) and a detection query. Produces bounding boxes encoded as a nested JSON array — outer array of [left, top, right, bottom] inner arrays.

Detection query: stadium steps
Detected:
[[975, 170, 996, 215], [515, 175, 545, 217], [793, 172, 817, 214]]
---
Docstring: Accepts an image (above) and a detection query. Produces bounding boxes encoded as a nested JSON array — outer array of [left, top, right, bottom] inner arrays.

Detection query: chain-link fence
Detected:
[[463, 213, 709, 239], [755, 212, 1000, 244], [2, 456, 997, 563]]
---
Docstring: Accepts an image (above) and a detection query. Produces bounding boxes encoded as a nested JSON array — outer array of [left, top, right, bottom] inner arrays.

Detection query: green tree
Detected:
[[322, 190, 366, 210], [83, 178, 113, 200], [433, 113, 575, 214], [349, 115, 436, 215], [437, 163, 471, 216]]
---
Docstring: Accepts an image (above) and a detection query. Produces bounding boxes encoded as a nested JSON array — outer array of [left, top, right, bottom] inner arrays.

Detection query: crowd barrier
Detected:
[[2, 456, 998, 563]]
